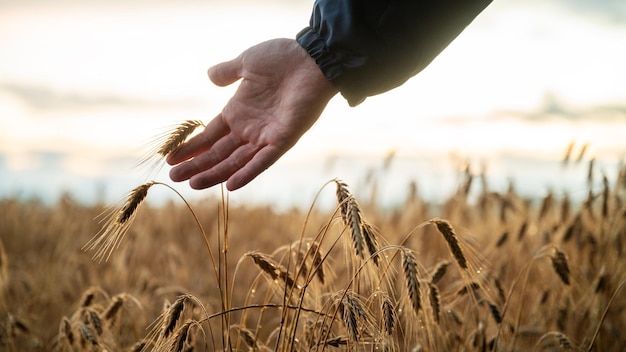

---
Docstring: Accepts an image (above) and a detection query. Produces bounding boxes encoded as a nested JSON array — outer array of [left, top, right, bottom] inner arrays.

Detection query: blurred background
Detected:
[[1, 0, 625, 209]]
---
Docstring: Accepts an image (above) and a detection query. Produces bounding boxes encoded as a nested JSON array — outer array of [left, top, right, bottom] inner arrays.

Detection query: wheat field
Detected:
[[1, 122, 625, 351]]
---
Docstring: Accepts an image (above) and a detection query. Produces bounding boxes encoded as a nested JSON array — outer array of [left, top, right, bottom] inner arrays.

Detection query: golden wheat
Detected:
[[163, 297, 185, 339], [83, 182, 156, 262], [551, 248, 571, 286], [429, 260, 450, 284], [3, 130, 626, 351], [428, 282, 441, 323], [381, 295, 395, 336], [430, 218, 468, 270], [137, 119, 205, 176], [402, 249, 421, 315], [171, 320, 193, 352], [157, 120, 205, 157]]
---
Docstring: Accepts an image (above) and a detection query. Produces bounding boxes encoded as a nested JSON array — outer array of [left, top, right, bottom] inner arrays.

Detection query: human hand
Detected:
[[167, 38, 337, 191]]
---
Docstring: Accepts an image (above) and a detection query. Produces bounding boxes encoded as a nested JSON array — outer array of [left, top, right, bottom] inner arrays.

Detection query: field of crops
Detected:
[[1, 127, 625, 351]]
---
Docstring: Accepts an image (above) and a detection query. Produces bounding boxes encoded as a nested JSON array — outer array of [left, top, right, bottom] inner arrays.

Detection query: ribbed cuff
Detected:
[[296, 27, 364, 106]]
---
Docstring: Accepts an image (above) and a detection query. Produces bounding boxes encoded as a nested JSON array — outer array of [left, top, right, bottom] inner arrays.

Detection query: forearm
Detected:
[[297, 0, 493, 106]]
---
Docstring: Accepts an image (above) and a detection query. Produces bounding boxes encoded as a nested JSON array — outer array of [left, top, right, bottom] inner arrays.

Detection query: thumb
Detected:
[[208, 57, 242, 87]]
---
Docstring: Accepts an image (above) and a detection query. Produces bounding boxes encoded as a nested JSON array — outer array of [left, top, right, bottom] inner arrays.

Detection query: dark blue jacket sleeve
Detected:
[[296, 0, 492, 106]]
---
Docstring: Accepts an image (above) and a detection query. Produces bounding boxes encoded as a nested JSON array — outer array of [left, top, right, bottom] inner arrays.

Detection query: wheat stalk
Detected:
[[341, 297, 359, 342], [428, 282, 441, 323], [457, 282, 481, 297], [335, 180, 351, 221], [483, 299, 502, 325], [517, 220, 528, 241], [335, 180, 366, 259], [157, 120, 204, 157], [86, 310, 103, 336], [163, 297, 185, 339], [309, 241, 325, 285], [347, 197, 365, 259], [246, 251, 298, 290], [551, 248, 571, 286], [136, 119, 205, 176], [325, 336, 348, 347], [128, 340, 148, 352], [78, 286, 107, 308], [496, 231, 509, 247], [402, 249, 421, 315], [103, 294, 126, 330], [78, 323, 98, 347], [362, 222, 380, 265], [171, 320, 192, 352], [429, 261, 450, 284], [60, 316, 74, 346], [534, 331, 575, 351], [231, 324, 258, 349], [83, 182, 156, 262], [381, 296, 396, 336], [0, 237, 8, 296], [430, 219, 468, 270]]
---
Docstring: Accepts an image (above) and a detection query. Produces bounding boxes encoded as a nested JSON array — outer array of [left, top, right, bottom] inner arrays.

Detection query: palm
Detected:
[[167, 39, 337, 191]]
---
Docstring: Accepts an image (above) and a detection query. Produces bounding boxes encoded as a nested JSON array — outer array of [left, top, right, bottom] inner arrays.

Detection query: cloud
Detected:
[[564, 0, 626, 24], [0, 82, 201, 111], [522, 0, 626, 25], [439, 92, 626, 125], [0, 82, 147, 110], [480, 93, 626, 123]]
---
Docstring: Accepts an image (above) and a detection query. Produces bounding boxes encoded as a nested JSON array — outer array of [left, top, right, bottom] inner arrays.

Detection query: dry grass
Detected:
[[1, 121, 625, 351]]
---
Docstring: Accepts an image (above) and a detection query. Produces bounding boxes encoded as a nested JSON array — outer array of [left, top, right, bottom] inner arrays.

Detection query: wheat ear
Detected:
[[310, 241, 325, 284], [136, 119, 205, 175], [83, 182, 156, 262], [428, 282, 441, 323], [171, 320, 193, 352], [163, 297, 185, 338], [157, 120, 204, 156], [362, 222, 380, 265], [341, 292, 366, 342], [430, 219, 468, 270], [429, 261, 450, 284], [402, 249, 421, 315], [335, 180, 366, 259], [246, 251, 297, 289], [381, 296, 396, 336], [551, 248, 571, 286]]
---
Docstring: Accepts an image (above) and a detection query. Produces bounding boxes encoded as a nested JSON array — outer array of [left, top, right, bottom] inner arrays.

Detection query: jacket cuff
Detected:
[[297, 27, 365, 106]]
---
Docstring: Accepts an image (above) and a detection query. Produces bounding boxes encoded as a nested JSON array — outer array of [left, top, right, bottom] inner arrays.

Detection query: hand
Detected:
[[167, 38, 337, 191]]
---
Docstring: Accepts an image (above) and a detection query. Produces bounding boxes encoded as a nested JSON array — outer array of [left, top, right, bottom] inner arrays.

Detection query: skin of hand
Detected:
[[166, 38, 338, 191]]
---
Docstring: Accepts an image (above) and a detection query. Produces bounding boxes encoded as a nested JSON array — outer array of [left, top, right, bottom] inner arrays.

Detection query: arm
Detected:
[[168, 1, 492, 191], [297, 0, 493, 106]]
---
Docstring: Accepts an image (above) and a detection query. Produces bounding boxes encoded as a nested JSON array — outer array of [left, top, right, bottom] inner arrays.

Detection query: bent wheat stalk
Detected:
[[587, 278, 626, 352], [83, 182, 219, 295], [83, 182, 156, 262]]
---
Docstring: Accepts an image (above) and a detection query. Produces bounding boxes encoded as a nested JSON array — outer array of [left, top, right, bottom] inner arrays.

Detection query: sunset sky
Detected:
[[1, 0, 625, 208]]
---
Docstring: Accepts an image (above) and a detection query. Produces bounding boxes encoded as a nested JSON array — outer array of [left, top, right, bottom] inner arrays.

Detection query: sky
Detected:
[[1, 0, 625, 208]]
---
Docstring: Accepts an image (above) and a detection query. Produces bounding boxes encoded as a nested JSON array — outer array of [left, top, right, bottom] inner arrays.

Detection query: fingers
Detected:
[[208, 57, 242, 87], [169, 132, 243, 182], [188, 143, 261, 190], [166, 115, 230, 165], [226, 145, 284, 191], [172, 142, 283, 191]]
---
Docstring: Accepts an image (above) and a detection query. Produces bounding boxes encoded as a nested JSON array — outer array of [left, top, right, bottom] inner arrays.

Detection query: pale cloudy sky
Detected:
[[1, 0, 625, 206]]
